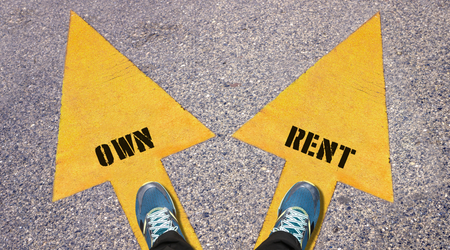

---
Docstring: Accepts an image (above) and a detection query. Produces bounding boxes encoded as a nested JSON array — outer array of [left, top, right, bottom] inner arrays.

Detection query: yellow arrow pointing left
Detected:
[[53, 11, 214, 250]]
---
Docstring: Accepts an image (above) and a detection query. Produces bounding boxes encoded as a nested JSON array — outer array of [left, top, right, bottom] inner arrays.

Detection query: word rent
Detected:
[[285, 126, 356, 168]]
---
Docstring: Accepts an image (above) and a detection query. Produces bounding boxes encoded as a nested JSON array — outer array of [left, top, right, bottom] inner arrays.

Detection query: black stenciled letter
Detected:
[[316, 138, 338, 163], [285, 126, 306, 150], [301, 132, 315, 154], [133, 127, 154, 152], [111, 134, 135, 160], [338, 145, 356, 168], [307, 134, 320, 157], [95, 144, 114, 166], [293, 128, 306, 150], [285, 126, 298, 147]]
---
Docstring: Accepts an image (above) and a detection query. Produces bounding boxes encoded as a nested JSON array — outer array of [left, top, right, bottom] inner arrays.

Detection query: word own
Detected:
[[285, 126, 356, 168], [95, 127, 154, 166]]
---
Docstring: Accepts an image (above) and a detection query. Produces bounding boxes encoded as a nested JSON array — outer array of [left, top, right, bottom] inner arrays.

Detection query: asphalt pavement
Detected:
[[1, 0, 449, 249]]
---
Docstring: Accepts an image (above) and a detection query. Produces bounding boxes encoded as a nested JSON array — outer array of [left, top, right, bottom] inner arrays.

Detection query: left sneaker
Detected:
[[135, 182, 185, 248]]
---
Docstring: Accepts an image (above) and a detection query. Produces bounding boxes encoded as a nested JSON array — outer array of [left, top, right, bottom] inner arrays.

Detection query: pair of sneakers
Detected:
[[135, 181, 321, 250]]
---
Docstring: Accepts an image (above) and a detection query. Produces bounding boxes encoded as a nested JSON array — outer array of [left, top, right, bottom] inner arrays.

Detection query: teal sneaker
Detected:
[[135, 182, 185, 248], [271, 181, 321, 250]]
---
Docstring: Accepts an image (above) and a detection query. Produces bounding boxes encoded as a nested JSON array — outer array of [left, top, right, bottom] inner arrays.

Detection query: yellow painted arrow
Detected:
[[233, 13, 393, 250], [53, 11, 214, 250]]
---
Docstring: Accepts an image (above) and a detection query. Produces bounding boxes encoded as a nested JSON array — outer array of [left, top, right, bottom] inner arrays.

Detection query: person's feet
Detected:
[[271, 181, 321, 250], [135, 182, 185, 248]]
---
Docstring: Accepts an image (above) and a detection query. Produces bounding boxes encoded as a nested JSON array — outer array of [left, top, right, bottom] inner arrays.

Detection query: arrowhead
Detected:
[[233, 13, 393, 249], [53, 11, 213, 249]]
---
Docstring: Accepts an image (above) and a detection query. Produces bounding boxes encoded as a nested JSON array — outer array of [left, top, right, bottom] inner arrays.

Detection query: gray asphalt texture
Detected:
[[1, 0, 449, 249]]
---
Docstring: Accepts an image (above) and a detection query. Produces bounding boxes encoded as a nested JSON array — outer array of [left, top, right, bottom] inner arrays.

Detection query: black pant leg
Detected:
[[150, 231, 195, 250], [255, 231, 302, 250]]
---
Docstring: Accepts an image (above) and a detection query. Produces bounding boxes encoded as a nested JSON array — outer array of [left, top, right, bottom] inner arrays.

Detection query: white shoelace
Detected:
[[146, 208, 178, 242], [272, 208, 309, 245]]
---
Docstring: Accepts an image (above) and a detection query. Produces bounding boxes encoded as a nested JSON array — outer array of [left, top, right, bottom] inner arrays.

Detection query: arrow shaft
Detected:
[[110, 159, 201, 250], [254, 160, 337, 250]]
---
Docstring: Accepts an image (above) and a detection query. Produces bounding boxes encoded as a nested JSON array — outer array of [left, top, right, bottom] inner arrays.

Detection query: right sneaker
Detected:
[[135, 182, 185, 249], [271, 181, 321, 250]]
